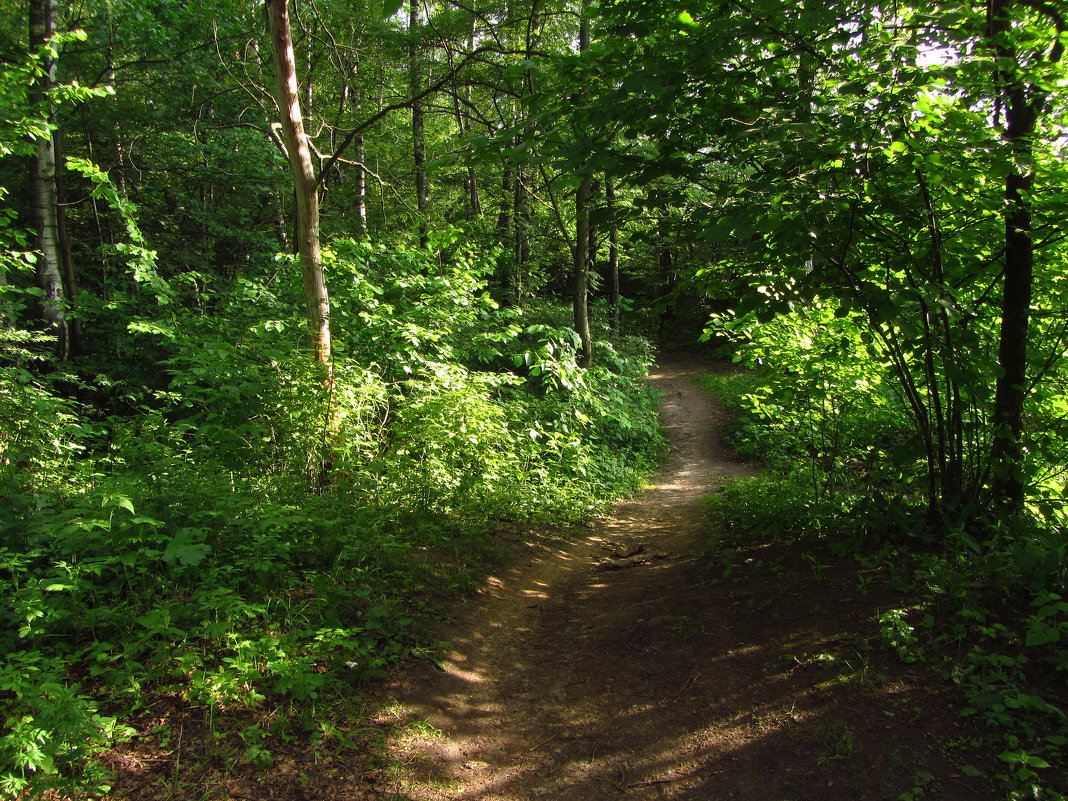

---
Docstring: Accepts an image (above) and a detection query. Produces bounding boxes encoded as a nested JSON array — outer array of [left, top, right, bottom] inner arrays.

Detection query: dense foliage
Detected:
[[1, 0, 1067, 795], [697, 354, 1068, 799], [1, 238, 662, 795]]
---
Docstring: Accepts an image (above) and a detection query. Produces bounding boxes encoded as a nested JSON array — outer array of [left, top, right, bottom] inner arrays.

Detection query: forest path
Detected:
[[372, 358, 987, 801]]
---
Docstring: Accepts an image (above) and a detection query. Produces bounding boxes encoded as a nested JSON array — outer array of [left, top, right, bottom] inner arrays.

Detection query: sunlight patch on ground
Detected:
[[440, 662, 488, 684]]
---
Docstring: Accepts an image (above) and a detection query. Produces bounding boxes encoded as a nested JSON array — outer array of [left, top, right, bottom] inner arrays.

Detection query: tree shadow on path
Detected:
[[370, 358, 996, 801]]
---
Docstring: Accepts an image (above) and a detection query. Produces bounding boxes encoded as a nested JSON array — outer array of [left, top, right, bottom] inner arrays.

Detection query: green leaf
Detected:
[[382, 0, 404, 16], [425, 153, 460, 172], [1024, 624, 1061, 647], [104, 494, 135, 515]]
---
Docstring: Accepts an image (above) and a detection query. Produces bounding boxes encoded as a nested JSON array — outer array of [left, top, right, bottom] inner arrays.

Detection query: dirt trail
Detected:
[[376, 359, 988, 801]]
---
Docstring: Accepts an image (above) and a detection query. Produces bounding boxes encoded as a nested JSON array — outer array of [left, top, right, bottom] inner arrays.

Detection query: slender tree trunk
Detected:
[[466, 21, 481, 217], [572, 0, 593, 368], [466, 166, 481, 219], [449, 87, 480, 221], [29, 0, 68, 360], [574, 177, 593, 368], [987, 0, 1047, 516], [452, 99, 481, 220], [345, 77, 368, 232], [53, 127, 80, 353], [498, 167, 513, 299], [497, 168, 512, 237], [355, 133, 368, 231], [606, 176, 620, 332], [587, 179, 599, 276], [409, 0, 428, 246], [450, 18, 481, 221], [266, 0, 331, 365], [513, 166, 529, 301], [656, 248, 676, 343]]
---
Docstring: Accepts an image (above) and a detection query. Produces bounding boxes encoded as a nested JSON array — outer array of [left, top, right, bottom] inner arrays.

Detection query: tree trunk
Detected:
[[606, 176, 620, 332], [656, 248, 676, 343], [574, 176, 593, 368], [346, 76, 368, 232], [453, 18, 481, 221], [572, 0, 593, 368], [266, 0, 331, 365], [449, 85, 481, 221], [513, 166, 529, 301], [587, 179, 599, 276], [0, 271, 11, 328], [987, 0, 1046, 516], [29, 0, 69, 360], [355, 133, 368, 231], [409, 0, 428, 246], [53, 127, 80, 353], [498, 167, 513, 298]]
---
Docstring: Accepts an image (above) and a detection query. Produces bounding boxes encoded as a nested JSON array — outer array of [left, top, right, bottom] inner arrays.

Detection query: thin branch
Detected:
[[316, 45, 535, 188]]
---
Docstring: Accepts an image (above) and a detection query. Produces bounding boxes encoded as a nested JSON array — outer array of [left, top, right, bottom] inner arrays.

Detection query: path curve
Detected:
[[379, 359, 758, 799]]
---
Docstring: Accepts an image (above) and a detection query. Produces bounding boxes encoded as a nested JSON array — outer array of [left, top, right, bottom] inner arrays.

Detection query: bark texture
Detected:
[[606, 176, 619, 333], [409, 0, 428, 246], [266, 0, 332, 365], [986, 0, 1057, 515], [29, 0, 69, 359], [572, 1, 593, 368], [573, 176, 593, 369]]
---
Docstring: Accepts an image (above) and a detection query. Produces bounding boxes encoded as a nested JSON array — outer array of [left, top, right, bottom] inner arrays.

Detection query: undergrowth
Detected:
[[697, 367, 1068, 801], [0, 238, 665, 798]]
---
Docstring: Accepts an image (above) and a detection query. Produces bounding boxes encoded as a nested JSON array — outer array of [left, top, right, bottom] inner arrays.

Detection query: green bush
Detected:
[[697, 357, 1068, 800], [0, 234, 665, 796]]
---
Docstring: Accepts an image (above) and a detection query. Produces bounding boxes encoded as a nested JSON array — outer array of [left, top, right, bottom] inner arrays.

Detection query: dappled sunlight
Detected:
[[438, 660, 489, 685], [377, 367, 966, 801]]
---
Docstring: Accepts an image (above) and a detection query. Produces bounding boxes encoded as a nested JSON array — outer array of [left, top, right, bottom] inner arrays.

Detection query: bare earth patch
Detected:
[[368, 359, 997, 801]]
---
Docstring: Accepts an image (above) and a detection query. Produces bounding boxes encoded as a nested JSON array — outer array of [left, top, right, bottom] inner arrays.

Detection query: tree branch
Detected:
[[315, 45, 532, 188]]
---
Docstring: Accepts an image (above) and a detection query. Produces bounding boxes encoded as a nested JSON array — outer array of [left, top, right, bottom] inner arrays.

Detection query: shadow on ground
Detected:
[[365, 360, 996, 801]]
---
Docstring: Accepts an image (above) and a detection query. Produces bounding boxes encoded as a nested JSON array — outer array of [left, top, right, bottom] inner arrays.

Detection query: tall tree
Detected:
[[570, 0, 1063, 525], [409, 0, 429, 246], [606, 175, 619, 332], [571, 0, 593, 368], [987, 0, 1063, 515], [29, 0, 69, 359], [266, 0, 332, 366]]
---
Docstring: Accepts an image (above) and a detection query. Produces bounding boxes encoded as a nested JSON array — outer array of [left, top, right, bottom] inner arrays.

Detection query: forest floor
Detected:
[[104, 358, 1000, 801], [346, 357, 998, 801]]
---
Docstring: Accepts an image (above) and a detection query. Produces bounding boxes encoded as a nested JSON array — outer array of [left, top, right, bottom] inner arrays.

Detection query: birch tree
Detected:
[[29, 0, 68, 359]]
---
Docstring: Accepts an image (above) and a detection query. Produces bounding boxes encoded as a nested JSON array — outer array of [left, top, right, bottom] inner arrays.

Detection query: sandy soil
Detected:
[[370, 359, 994, 801]]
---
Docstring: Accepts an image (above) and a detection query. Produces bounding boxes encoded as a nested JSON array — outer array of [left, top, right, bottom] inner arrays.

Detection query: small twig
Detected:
[[675, 670, 699, 696], [627, 777, 681, 789], [946, 776, 981, 792], [527, 731, 561, 752], [612, 762, 629, 792]]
